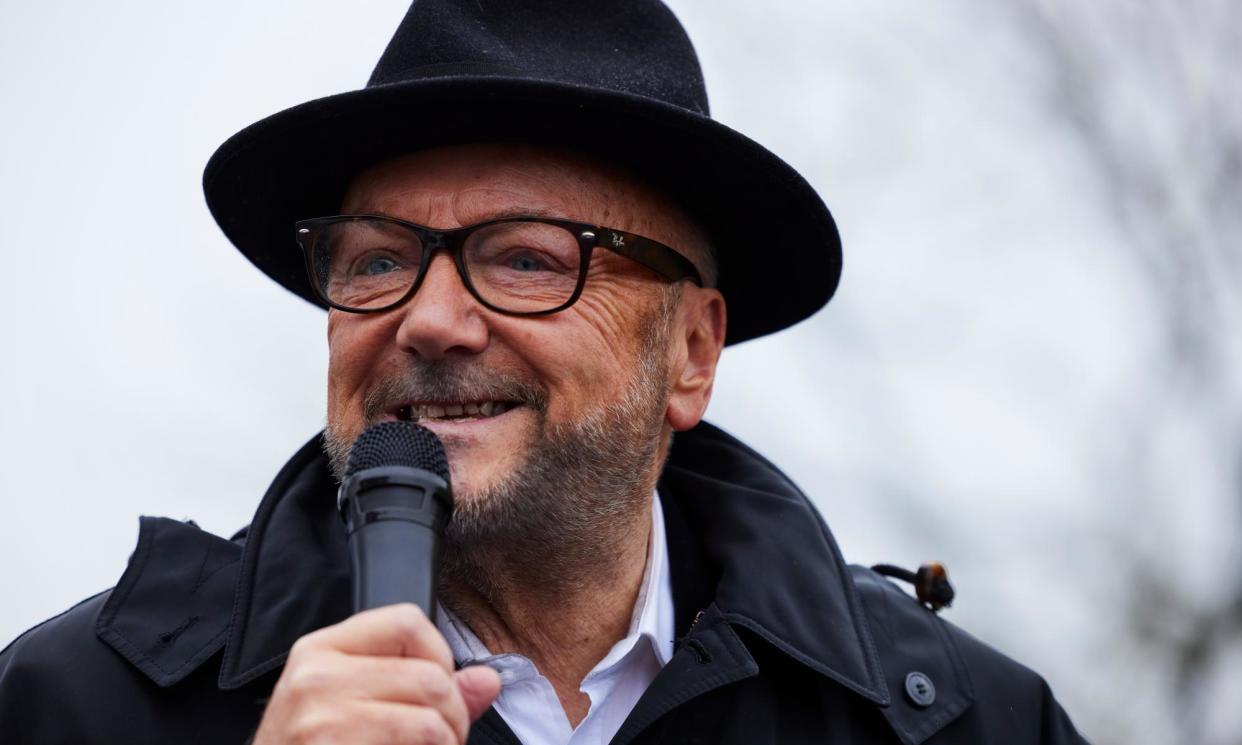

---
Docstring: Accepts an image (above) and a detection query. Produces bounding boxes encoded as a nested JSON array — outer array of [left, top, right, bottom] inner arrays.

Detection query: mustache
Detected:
[[361, 359, 549, 422]]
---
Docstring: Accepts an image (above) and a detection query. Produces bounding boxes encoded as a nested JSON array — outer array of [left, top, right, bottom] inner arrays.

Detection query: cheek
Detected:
[[326, 316, 389, 429], [533, 289, 656, 414], [570, 278, 658, 357]]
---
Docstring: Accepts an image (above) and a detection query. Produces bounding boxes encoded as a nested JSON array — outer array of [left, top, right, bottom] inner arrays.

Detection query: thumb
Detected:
[[454, 665, 502, 721]]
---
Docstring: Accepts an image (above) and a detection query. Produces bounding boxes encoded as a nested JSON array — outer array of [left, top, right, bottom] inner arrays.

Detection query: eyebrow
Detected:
[[472, 205, 562, 220]]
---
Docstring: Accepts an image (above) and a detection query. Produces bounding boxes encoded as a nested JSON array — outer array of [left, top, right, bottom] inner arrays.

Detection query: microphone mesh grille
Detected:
[[344, 421, 450, 482]]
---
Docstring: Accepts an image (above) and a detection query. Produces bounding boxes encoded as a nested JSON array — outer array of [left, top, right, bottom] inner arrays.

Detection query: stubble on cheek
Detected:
[[323, 373, 368, 483], [322, 395, 359, 485], [323, 309, 404, 480]]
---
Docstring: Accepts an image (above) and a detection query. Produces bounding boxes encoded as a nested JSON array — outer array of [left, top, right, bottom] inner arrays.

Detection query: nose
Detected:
[[394, 252, 489, 360]]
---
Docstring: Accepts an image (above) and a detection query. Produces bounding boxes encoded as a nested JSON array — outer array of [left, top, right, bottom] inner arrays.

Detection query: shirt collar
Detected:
[[639, 489, 676, 665], [591, 490, 674, 669]]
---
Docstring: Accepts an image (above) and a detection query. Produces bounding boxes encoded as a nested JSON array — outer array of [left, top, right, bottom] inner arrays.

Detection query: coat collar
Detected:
[[657, 422, 888, 704], [216, 433, 352, 689], [97, 421, 887, 704]]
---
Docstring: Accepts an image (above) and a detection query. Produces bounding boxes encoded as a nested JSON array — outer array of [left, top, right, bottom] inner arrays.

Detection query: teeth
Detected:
[[398, 401, 513, 421]]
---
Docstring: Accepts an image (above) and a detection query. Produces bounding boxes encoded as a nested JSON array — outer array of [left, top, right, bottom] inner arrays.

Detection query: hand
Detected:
[[253, 604, 501, 744]]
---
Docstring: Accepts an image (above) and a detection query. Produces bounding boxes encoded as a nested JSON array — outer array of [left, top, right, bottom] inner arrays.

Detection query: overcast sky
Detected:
[[3, 2, 1229, 742]]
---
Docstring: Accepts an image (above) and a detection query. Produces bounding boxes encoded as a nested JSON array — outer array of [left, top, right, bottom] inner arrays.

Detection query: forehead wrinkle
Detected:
[[451, 187, 576, 226], [451, 154, 641, 226], [451, 179, 618, 227], [340, 182, 450, 226], [344, 180, 611, 230]]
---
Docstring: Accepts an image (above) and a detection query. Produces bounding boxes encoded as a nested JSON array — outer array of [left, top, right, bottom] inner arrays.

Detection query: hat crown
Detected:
[[367, 0, 709, 115]]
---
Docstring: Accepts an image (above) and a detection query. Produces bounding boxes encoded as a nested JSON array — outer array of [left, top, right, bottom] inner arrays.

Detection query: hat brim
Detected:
[[203, 75, 841, 345]]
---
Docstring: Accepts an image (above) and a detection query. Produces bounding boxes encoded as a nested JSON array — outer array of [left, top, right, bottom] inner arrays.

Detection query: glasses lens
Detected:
[[463, 221, 583, 313], [305, 219, 423, 310]]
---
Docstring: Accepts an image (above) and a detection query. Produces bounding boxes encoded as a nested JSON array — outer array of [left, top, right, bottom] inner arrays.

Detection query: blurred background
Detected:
[[2, 1, 1238, 742]]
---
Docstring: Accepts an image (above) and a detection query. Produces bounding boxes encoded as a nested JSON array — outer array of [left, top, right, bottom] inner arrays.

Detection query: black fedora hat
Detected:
[[203, 0, 841, 345]]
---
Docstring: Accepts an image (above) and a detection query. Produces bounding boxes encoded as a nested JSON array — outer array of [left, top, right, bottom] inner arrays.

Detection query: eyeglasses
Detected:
[[296, 214, 702, 315]]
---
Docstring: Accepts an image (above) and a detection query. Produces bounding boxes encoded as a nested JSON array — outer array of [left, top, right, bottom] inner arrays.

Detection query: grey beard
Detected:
[[322, 288, 679, 601], [439, 327, 671, 600]]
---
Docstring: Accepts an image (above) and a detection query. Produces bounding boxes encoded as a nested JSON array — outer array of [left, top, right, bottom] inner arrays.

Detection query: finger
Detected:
[[296, 603, 454, 671], [343, 700, 460, 745], [454, 665, 502, 721], [333, 656, 471, 741]]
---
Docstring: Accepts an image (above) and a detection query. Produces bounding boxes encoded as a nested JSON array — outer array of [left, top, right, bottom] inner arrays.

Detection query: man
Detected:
[[0, 1, 1087, 744]]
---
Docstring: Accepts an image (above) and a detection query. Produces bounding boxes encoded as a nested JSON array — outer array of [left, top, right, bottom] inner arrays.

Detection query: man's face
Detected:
[[322, 143, 716, 507]]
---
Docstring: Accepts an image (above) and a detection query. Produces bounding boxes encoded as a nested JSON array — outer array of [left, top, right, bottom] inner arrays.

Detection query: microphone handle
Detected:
[[349, 514, 439, 616], [340, 467, 451, 620]]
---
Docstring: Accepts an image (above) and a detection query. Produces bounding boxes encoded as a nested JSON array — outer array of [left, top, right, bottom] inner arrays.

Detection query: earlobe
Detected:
[[665, 289, 726, 431]]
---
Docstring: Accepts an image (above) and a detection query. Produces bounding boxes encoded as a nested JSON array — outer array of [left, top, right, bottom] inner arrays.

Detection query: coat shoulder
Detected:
[[848, 565, 1089, 745], [0, 517, 257, 744], [0, 589, 138, 741], [1, 588, 115, 675]]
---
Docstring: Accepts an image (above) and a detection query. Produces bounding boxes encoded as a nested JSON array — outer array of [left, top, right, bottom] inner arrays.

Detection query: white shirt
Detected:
[[437, 492, 675, 745]]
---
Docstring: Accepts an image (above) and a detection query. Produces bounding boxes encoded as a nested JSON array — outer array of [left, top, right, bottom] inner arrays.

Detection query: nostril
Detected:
[[395, 291, 490, 360]]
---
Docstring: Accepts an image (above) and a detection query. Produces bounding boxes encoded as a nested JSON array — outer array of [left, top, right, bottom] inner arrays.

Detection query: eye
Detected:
[[357, 255, 401, 276], [506, 252, 549, 272]]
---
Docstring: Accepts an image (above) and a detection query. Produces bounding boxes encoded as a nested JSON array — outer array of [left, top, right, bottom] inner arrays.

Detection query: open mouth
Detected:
[[392, 400, 519, 423]]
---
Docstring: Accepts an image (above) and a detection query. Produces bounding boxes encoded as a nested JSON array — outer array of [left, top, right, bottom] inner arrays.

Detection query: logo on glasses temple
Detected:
[[610, 233, 626, 248]]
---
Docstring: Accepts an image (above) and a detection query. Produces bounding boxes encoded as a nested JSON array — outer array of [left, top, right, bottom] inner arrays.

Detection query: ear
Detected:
[[665, 286, 727, 431]]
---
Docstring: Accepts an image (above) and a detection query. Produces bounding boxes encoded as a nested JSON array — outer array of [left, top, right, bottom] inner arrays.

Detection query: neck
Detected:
[[440, 495, 654, 726]]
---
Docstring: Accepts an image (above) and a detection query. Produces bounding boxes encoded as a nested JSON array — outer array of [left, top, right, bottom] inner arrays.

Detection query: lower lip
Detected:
[[382, 405, 524, 436]]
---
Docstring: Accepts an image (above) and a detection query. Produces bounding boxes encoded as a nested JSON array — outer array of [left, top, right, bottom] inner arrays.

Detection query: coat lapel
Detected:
[[216, 433, 351, 690], [95, 516, 243, 687], [658, 422, 889, 704]]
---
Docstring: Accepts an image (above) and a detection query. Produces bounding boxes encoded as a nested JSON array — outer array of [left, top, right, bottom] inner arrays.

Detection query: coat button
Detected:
[[904, 671, 936, 707]]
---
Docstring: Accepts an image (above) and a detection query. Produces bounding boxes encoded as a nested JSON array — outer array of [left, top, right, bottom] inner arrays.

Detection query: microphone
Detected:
[[337, 421, 454, 619]]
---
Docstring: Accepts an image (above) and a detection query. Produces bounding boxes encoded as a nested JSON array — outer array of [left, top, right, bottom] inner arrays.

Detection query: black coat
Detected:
[[0, 422, 1088, 744]]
